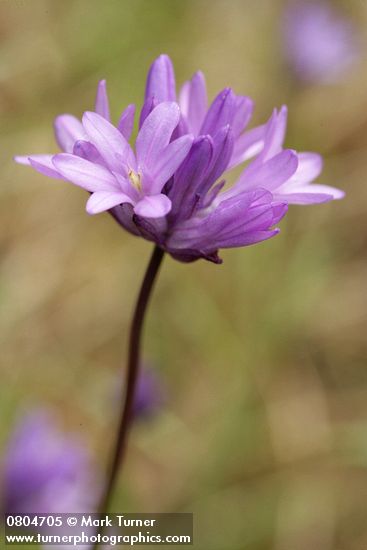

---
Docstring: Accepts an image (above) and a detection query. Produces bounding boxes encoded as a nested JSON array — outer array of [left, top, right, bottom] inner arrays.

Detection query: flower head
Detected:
[[2, 410, 99, 514], [282, 1, 360, 84], [15, 55, 344, 263]]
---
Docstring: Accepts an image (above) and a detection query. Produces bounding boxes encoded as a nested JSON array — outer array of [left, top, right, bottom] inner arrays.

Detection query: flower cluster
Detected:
[[282, 1, 359, 84], [15, 55, 344, 263], [2, 410, 99, 515]]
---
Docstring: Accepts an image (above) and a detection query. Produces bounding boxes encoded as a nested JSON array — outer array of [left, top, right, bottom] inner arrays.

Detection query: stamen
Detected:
[[128, 170, 142, 192]]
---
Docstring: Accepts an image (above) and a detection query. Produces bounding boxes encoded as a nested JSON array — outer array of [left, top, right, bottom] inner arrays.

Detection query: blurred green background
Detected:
[[1, 0, 367, 548]]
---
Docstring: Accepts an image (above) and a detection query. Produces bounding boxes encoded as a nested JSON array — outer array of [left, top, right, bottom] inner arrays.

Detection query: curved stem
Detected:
[[93, 245, 165, 548]]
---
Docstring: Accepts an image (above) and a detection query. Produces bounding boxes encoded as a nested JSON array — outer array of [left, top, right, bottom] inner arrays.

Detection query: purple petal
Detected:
[[52, 154, 119, 192], [109, 203, 141, 236], [287, 152, 323, 184], [179, 71, 207, 135], [14, 155, 64, 179], [261, 106, 288, 161], [14, 156, 32, 166], [144, 54, 176, 103], [231, 95, 254, 137], [205, 204, 276, 247], [139, 96, 158, 129], [236, 149, 298, 191], [82, 111, 136, 172], [169, 136, 214, 222], [202, 180, 226, 208], [117, 104, 135, 140], [229, 124, 266, 169], [132, 214, 166, 243], [86, 191, 133, 214], [271, 202, 288, 224], [216, 229, 280, 248], [94, 80, 110, 121], [54, 115, 86, 153], [303, 184, 345, 199], [200, 88, 236, 136], [136, 102, 180, 171], [134, 194, 172, 218], [171, 116, 189, 140], [73, 140, 104, 164], [198, 125, 234, 197], [229, 204, 275, 234], [275, 184, 344, 205], [148, 135, 193, 194]]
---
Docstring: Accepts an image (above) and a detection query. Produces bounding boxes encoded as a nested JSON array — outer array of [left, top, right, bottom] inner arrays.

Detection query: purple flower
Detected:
[[2, 410, 99, 514], [15, 55, 344, 264], [282, 1, 359, 84]]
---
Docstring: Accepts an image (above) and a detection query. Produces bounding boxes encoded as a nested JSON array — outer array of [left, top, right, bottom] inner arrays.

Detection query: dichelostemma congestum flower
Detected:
[[282, 1, 360, 84], [15, 54, 344, 263], [2, 410, 99, 515]]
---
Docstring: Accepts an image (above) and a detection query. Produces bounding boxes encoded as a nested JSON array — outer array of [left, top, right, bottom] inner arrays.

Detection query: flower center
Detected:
[[128, 169, 142, 192]]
